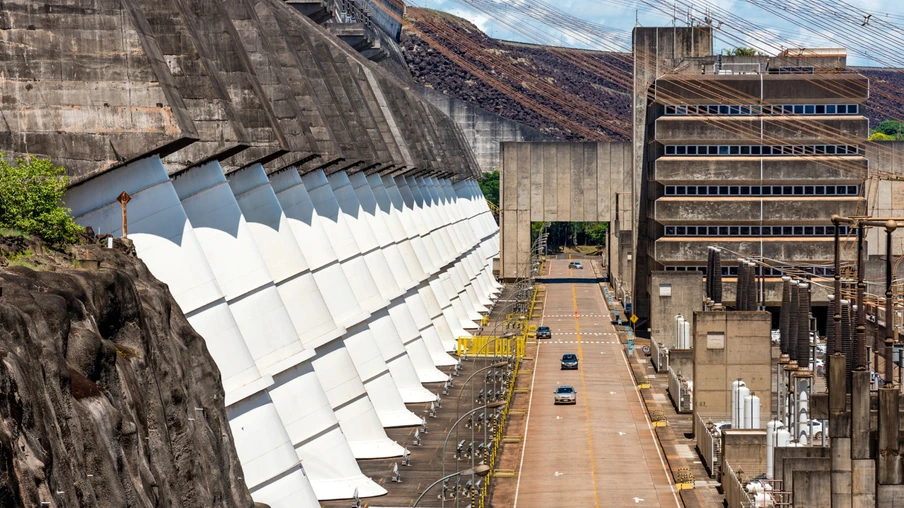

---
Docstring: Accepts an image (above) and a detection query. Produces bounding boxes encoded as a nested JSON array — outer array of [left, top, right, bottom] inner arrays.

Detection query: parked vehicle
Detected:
[[560, 353, 579, 370], [554, 385, 577, 404], [799, 420, 827, 442], [568, 261, 584, 269], [537, 326, 552, 339]]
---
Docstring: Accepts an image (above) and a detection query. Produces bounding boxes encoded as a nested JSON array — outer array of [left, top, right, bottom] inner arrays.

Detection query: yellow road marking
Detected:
[[570, 256, 600, 508]]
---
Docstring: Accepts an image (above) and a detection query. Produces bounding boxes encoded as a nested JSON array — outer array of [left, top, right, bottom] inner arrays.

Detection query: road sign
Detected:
[[642, 345, 651, 355], [630, 314, 638, 324]]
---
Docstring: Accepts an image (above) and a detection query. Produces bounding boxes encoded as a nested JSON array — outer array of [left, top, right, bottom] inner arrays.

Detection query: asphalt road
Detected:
[[512, 258, 681, 508]]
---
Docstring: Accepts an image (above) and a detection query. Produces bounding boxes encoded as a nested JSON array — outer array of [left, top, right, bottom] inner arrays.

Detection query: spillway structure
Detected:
[[0, 0, 501, 506]]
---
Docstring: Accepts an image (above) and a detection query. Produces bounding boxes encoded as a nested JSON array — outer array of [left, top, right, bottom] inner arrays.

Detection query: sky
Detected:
[[406, 0, 904, 67]]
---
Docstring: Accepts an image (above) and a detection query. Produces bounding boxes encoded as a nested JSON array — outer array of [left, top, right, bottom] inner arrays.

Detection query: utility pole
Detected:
[[117, 191, 132, 237]]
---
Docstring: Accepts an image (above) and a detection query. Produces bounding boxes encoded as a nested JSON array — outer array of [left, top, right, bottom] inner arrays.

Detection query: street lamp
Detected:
[[413, 464, 492, 507], [440, 400, 506, 492]]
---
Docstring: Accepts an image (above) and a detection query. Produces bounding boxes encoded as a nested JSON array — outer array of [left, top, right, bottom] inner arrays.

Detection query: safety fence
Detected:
[[695, 412, 724, 477], [723, 460, 773, 508], [668, 365, 693, 413], [476, 348, 520, 508], [457, 335, 526, 359], [467, 260, 543, 507]]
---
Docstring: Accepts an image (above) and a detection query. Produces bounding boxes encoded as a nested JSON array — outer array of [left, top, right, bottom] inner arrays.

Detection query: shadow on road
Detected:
[[535, 277, 609, 284]]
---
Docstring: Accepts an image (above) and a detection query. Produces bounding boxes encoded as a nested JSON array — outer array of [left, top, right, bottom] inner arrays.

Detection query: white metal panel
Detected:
[[227, 392, 320, 507], [368, 174, 426, 281], [312, 340, 404, 458], [342, 322, 421, 427], [174, 162, 309, 377], [386, 300, 449, 382], [271, 170, 369, 331], [404, 289, 457, 365], [368, 309, 436, 402]]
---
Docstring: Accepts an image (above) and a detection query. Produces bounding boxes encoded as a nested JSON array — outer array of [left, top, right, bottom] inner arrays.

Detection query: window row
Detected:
[[663, 144, 860, 156], [664, 103, 858, 116], [665, 265, 834, 276], [663, 185, 859, 197], [663, 225, 851, 237]]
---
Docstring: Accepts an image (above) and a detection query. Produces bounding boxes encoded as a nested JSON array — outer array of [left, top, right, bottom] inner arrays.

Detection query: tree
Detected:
[[0, 154, 83, 246], [875, 120, 904, 139], [723, 47, 760, 56], [478, 170, 499, 208], [584, 222, 609, 246]]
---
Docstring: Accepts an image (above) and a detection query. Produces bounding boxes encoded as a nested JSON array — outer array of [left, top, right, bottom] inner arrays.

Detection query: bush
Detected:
[[0, 154, 83, 246], [478, 170, 499, 208]]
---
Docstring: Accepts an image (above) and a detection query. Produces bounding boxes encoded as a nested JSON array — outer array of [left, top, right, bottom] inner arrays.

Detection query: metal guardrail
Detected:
[[695, 412, 722, 477], [668, 366, 693, 413], [651, 336, 669, 372], [472, 260, 544, 506], [457, 335, 526, 359]]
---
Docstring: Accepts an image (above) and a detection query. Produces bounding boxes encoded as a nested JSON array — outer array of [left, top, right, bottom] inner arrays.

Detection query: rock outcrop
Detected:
[[0, 240, 255, 508]]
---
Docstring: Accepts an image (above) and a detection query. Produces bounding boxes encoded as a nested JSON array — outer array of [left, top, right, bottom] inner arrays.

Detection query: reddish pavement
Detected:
[[512, 258, 681, 508]]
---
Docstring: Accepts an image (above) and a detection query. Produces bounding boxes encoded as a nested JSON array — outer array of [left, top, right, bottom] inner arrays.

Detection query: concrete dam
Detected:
[[0, 0, 500, 506]]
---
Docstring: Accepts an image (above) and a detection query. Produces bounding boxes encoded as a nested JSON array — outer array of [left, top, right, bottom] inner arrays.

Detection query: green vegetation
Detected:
[[870, 120, 904, 141], [478, 170, 499, 208], [532, 222, 609, 253], [0, 154, 83, 246], [723, 47, 761, 56]]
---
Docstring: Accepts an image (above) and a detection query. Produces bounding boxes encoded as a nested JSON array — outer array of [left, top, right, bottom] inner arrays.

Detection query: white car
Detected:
[[799, 420, 827, 441]]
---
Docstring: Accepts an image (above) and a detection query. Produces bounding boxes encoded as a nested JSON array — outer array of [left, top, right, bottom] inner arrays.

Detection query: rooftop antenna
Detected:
[[635, 9, 640, 27]]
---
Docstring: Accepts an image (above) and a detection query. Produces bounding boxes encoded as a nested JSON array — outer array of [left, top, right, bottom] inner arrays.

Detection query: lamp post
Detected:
[[447, 361, 509, 472], [439, 400, 506, 506], [413, 464, 491, 507]]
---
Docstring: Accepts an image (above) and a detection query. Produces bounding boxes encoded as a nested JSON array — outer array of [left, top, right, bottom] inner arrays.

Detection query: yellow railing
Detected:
[[478, 342, 520, 508], [457, 335, 526, 358], [458, 273, 544, 507]]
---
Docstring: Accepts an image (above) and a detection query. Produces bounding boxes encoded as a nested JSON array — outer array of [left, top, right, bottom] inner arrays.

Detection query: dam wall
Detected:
[[0, 1, 499, 506]]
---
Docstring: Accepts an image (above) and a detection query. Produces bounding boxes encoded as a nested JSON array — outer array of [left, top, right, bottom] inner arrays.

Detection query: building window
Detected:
[[662, 144, 860, 156], [662, 103, 859, 116], [663, 185, 859, 196], [661, 225, 850, 237]]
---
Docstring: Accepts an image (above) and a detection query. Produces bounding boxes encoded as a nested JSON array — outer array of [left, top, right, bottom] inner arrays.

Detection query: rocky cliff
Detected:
[[0, 239, 255, 508]]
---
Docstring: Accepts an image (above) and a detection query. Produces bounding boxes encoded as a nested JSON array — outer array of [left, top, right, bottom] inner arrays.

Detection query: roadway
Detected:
[[512, 258, 681, 508]]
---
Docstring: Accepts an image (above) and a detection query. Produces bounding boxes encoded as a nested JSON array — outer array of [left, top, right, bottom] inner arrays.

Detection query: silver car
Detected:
[[554, 385, 577, 405]]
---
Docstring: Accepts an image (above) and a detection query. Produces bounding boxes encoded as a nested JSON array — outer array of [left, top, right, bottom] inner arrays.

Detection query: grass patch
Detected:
[[0, 227, 27, 238]]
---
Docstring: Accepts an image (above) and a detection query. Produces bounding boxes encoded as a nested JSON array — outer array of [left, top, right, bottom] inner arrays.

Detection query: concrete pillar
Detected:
[[65, 156, 320, 508], [419, 176, 463, 259], [270, 169, 368, 330], [878, 388, 901, 485], [851, 370, 875, 507], [303, 170, 387, 314], [430, 177, 469, 255], [367, 174, 451, 378], [829, 354, 852, 508]]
